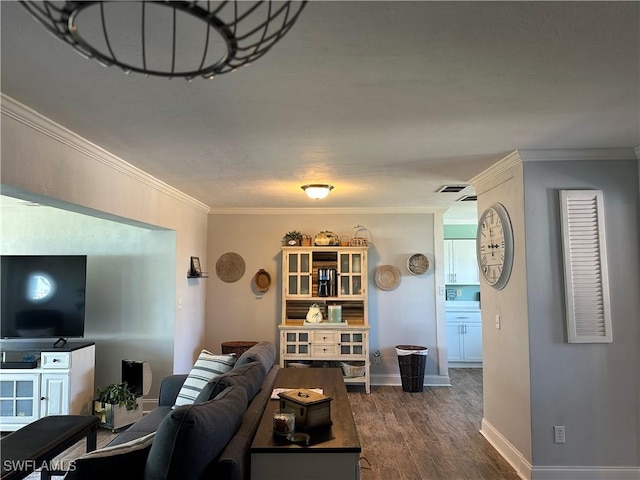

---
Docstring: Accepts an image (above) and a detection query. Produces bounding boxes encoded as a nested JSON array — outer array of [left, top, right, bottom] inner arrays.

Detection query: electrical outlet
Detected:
[[456, 289, 462, 297], [371, 350, 381, 366], [495, 314, 501, 329], [553, 425, 565, 444], [439, 285, 445, 295]]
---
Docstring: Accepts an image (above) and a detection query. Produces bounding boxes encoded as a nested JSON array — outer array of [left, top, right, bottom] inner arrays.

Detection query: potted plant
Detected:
[[283, 230, 303, 246], [93, 382, 142, 431]]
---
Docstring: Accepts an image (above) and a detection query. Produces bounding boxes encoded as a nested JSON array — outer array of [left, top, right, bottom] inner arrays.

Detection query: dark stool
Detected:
[[221, 341, 258, 357], [1, 415, 99, 480]]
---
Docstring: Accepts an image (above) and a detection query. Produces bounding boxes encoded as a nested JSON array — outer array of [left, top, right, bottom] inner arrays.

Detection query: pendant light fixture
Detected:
[[20, 1, 307, 80], [302, 184, 334, 200]]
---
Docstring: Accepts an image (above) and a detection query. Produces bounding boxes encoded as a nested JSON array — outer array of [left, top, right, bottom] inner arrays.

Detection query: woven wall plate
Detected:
[[375, 265, 401, 291], [215, 252, 245, 283], [253, 269, 272, 293], [407, 253, 430, 275]]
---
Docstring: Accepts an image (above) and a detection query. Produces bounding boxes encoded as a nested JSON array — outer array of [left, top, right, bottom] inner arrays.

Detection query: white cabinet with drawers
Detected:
[[280, 326, 369, 391], [446, 306, 482, 364], [0, 342, 95, 431], [279, 246, 370, 392]]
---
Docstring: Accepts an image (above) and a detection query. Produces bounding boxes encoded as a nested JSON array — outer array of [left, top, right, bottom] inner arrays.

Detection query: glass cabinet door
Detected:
[[284, 331, 309, 355], [286, 252, 311, 297], [339, 252, 364, 297], [0, 374, 39, 424], [339, 332, 366, 355]]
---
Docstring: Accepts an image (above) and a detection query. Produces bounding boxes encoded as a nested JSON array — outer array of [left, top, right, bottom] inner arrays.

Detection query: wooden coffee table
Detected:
[[251, 367, 361, 480]]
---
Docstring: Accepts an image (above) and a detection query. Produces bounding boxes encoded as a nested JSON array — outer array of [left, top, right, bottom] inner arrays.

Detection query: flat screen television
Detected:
[[1, 255, 87, 340]]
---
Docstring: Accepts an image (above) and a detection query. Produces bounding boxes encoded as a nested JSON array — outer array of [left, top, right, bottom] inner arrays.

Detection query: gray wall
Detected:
[[0, 203, 175, 397], [476, 152, 640, 476], [524, 160, 639, 467], [206, 212, 449, 384], [475, 160, 533, 464]]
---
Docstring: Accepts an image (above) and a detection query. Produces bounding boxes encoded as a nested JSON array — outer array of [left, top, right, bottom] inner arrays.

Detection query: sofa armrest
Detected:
[[158, 374, 188, 407]]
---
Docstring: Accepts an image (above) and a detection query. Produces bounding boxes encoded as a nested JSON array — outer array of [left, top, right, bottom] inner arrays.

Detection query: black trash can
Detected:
[[395, 345, 428, 392]]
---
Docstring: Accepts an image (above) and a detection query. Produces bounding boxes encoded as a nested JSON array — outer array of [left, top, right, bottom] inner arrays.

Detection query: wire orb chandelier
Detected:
[[20, 1, 307, 80]]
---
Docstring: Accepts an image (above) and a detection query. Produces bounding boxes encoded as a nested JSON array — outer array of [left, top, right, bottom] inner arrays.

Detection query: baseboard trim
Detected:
[[370, 373, 451, 387], [530, 466, 640, 480], [142, 398, 158, 414], [480, 418, 640, 480], [480, 418, 530, 479], [448, 362, 482, 368]]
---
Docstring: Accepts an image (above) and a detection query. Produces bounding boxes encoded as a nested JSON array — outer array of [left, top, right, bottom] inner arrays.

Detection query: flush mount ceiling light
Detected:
[[301, 184, 334, 200], [20, 1, 307, 80]]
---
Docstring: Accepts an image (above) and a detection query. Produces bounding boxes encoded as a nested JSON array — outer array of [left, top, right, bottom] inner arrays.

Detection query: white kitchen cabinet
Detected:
[[444, 239, 480, 285], [0, 342, 95, 431], [446, 310, 482, 363]]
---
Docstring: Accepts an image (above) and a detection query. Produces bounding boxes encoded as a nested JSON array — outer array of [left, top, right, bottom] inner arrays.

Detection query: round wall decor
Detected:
[[215, 252, 245, 283], [407, 253, 430, 275], [253, 269, 272, 293], [375, 265, 401, 291]]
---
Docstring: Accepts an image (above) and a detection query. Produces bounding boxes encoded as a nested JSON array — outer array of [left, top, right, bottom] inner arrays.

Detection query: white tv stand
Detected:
[[0, 341, 95, 432]]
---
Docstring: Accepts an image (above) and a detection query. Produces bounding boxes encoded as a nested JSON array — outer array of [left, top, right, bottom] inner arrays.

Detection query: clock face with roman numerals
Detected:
[[476, 203, 514, 290]]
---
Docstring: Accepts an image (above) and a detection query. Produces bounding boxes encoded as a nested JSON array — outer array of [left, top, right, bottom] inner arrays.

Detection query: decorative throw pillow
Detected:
[[173, 350, 236, 408], [144, 386, 248, 480], [65, 432, 155, 480], [194, 360, 266, 404]]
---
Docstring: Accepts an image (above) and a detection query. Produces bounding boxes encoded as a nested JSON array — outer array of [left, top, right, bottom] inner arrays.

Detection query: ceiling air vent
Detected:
[[437, 185, 468, 193], [458, 195, 477, 202]]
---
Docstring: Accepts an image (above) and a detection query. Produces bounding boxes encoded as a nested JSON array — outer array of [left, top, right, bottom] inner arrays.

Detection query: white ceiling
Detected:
[[1, 1, 638, 216]]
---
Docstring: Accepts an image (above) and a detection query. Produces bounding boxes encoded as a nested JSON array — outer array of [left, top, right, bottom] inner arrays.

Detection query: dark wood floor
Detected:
[[347, 368, 520, 480], [26, 368, 519, 480]]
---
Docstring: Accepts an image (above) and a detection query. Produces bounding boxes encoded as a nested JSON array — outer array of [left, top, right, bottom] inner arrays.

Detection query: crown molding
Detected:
[[1, 94, 210, 213], [208, 206, 448, 215], [467, 150, 522, 195], [468, 148, 639, 195], [516, 148, 637, 162]]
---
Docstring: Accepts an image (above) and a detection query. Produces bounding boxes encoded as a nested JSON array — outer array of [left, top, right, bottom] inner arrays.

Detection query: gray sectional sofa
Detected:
[[65, 341, 279, 480]]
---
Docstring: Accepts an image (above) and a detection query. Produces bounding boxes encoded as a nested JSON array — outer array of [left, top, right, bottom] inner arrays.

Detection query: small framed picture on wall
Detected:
[[190, 256, 202, 277]]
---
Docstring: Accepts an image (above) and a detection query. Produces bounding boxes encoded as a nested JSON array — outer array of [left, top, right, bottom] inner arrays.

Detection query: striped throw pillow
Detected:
[[173, 350, 236, 407]]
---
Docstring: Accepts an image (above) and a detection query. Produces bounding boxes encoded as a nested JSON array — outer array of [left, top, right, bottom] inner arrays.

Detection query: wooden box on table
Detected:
[[278, 388, 332, 429]]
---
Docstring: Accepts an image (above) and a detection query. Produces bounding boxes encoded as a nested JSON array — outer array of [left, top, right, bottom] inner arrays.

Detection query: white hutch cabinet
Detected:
[[279, 247, 370, 393]]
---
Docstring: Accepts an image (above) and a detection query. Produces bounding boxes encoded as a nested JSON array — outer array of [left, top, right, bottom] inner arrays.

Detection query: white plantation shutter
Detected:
[[559, 190, 612, 343]]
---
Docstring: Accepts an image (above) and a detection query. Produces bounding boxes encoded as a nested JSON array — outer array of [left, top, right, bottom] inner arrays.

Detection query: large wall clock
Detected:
[[476, 203, 514, 290]]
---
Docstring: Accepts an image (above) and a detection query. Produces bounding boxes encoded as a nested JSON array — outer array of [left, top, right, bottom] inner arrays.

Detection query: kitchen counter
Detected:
[[446, 301, 480, 311]]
